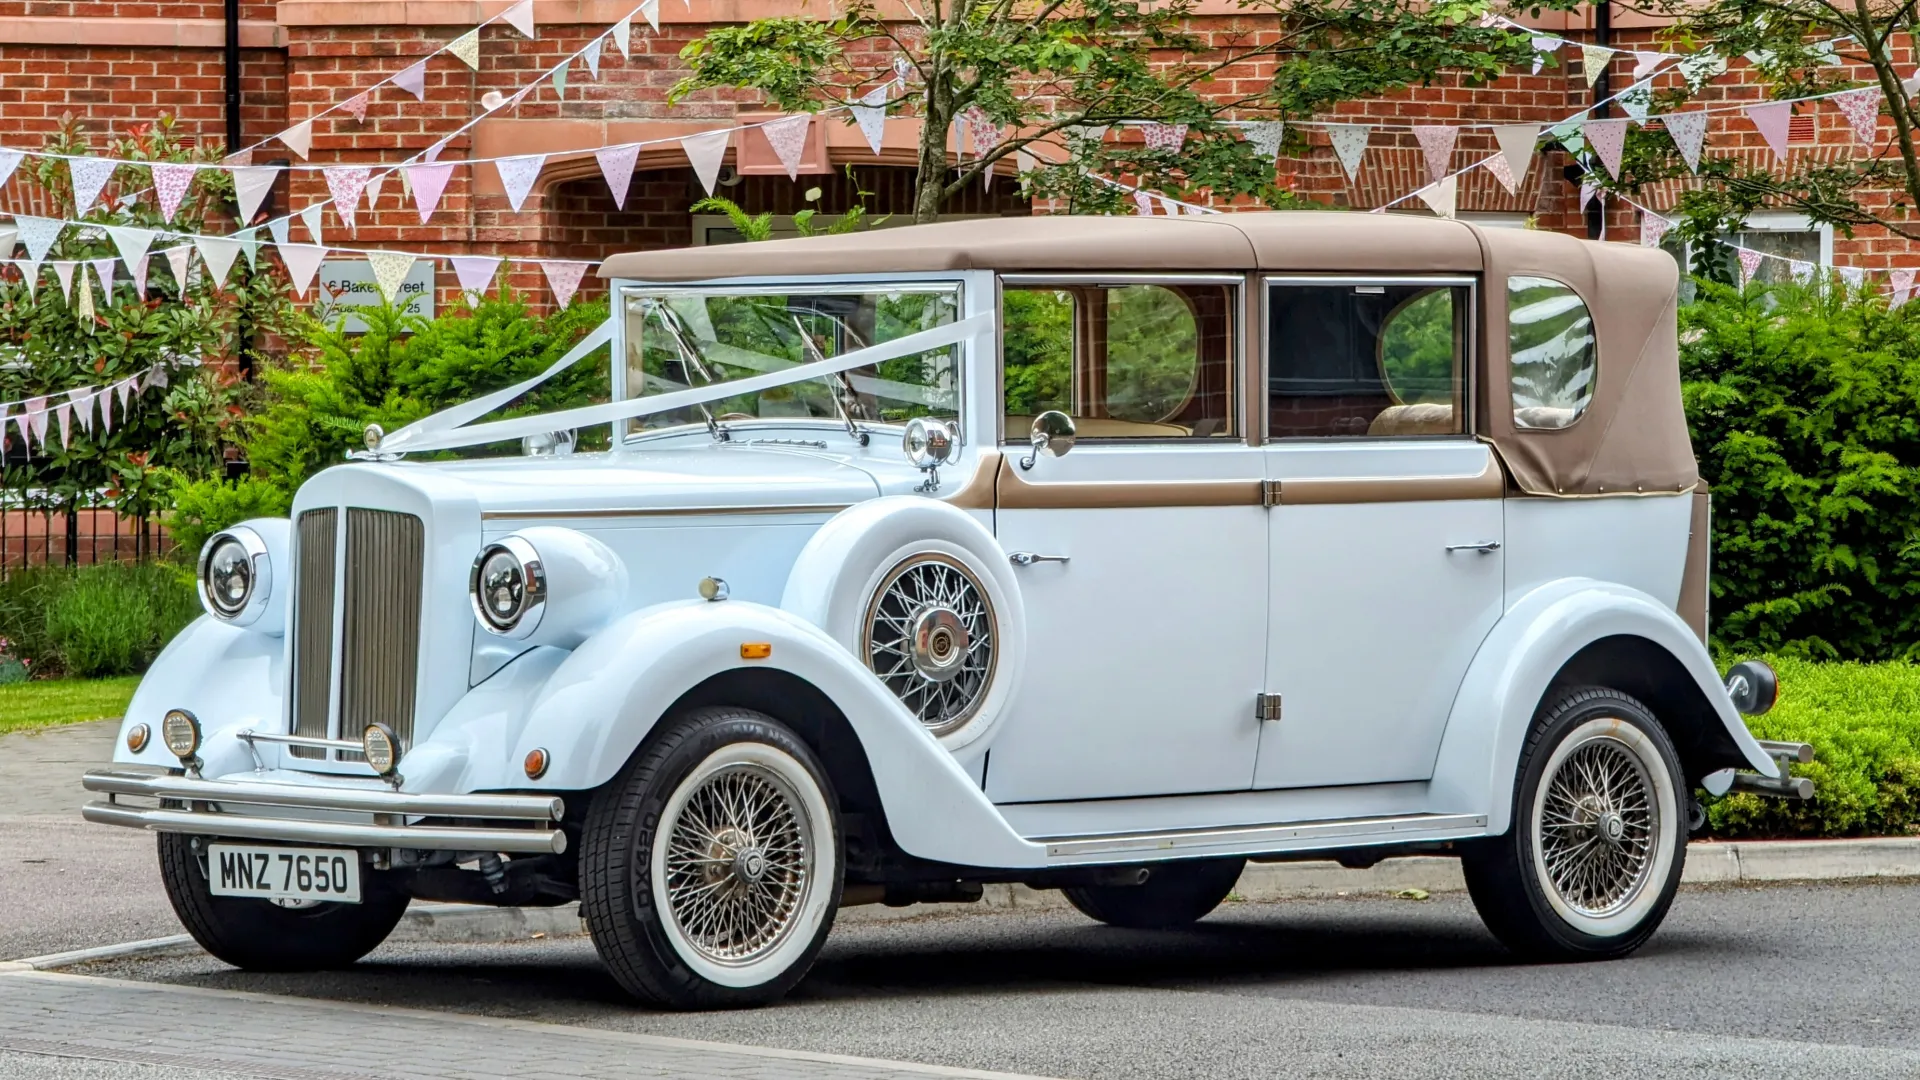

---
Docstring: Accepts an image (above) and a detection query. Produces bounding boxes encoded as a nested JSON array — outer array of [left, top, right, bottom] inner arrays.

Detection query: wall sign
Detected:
[[315, 259, 435, 331]]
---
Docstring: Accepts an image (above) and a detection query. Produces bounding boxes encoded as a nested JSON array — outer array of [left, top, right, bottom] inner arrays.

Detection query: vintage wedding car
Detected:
[[83, 213, 1808, 1009]]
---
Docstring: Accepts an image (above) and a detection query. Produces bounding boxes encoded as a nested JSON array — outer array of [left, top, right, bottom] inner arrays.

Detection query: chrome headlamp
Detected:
[[470, 536, 547, 639], [197, 526, 272, 626]]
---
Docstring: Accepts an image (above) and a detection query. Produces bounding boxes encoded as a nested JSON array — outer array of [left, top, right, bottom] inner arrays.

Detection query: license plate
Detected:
[[208, 844, 361, 904]]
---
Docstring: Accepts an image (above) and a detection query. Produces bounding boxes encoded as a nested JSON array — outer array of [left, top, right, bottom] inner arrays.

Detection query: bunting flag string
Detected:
[[1627, 195, 1911, 305], [0, 360, 176, 429]]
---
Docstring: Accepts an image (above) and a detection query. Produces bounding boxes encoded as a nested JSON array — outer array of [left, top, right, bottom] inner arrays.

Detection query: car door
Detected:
[[1255, 277, 1507, 789], [981, 275, 1271, 804]]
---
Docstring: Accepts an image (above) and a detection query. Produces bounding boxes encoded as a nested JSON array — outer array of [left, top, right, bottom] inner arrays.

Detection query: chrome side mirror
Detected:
[[1020, 410, 1076, 470], [903, 417, 957, 493]]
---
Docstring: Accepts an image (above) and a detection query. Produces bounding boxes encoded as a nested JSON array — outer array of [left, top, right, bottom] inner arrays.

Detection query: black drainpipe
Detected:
[[1585, 1, 1611, 239], [223, 0, 242, 152]]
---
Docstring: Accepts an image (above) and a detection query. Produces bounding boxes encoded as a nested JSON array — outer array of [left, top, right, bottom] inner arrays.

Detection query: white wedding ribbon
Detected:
[[381, 313, 989, 455]]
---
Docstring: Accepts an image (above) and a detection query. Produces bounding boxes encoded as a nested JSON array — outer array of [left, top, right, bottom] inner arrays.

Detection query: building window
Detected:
[[1657, 211, 1833, 286]]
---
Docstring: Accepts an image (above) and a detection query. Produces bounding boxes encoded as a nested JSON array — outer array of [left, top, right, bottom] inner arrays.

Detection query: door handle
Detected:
[[1008, 551, 1071, 566], [1445, 541, 1502, 554]]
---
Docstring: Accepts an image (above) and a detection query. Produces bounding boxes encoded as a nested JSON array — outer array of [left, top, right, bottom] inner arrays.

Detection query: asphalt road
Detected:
[[78, 879, 1920, 1079]]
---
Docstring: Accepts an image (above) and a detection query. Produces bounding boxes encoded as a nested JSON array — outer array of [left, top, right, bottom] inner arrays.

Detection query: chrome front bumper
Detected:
[[81, 769, 567, 855]]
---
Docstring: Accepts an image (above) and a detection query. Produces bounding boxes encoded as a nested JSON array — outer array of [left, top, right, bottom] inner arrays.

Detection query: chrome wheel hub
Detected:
[[1538, 735, 1658, 918], [661, 764, 811, 966], [864, 554, 997, 737]]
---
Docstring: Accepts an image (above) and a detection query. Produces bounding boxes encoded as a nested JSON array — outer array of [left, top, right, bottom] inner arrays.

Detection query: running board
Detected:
[[1032, 811, 1488, 860]]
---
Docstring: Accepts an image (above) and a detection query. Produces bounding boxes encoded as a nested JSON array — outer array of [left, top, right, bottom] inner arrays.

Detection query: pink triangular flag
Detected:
[[495, 154, 545, 212], [90, 257, 115, 300], [683, 129, 731, 195], [69, 387, 94, 433], [278, 243, 328, 298], [407, 162, 455, 223], [1484, 152, 1515, 194], [324, 165, 373, 232], [761, 115, 812, 180], [97, 384, 111, 434], [541, 260, 589, 308], [279, 119, 313, 160], [1584, 119, 1630, 179], [452, 255, 502, 306], [502, 0, 536, 39], [342, 91, 371, 122], [1140, 122, 1188, 153], [1641, 213, 1673, 247], [1411, 125, 1457, 185], [1834, 87, 1882, 147], [115, 378, 132, 411], [24, 397, 48, 449], [230, 165, 279, 222], [164, 246, 191, 291], [1891, 268, 1916, 307], [55, 402, 71, 449], [1131, 190, 1155, 215], [596, 144, 640, 209], [1738, 248, 1764, 283], [393, 59, 428, 101], [1663, 112, 1708, 173], [68, 158, 118, 216], [1745, 102, 1793, 161], [1632, 51, 1666, 80], [150, 163, 196, 222]]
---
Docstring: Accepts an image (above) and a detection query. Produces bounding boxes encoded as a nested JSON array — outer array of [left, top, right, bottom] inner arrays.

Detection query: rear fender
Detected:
[[1429, 578, 1776, 835], [453, 599, 1046, 869]]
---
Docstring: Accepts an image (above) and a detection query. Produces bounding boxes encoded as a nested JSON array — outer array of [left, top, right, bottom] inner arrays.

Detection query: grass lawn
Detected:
[[0, 676, 140, 735]]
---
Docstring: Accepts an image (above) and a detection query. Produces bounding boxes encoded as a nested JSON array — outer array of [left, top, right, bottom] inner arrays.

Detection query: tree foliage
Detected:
[[675, 0, 1538, 222]]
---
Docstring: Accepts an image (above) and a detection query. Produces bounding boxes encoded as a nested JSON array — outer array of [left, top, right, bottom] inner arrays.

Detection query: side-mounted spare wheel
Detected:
[[1462, 686, 1687, 961], [156, 833, 410, 971], [580, 706, 843, 1009], [1065, 857, 1246, 929]]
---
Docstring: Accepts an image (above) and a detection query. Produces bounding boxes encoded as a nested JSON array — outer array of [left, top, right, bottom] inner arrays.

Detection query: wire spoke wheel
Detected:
[[1533, 731, 1660, 919], [863, 553, 997, 737], [659, 761, 815, 967]]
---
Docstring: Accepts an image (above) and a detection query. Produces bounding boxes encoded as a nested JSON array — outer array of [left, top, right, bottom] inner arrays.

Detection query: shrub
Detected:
[[1681, 278, 1920, 661], [1707, 657, 1920, 838], [163, 475, 292, 563], [0, 563, 198, 678]]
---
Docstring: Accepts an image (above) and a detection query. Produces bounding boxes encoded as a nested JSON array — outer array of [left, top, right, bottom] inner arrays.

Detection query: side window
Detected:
[[1002, 282, 1236, 439], [1267, 282, 1469, 438], [1507, 276, 1596, 430]]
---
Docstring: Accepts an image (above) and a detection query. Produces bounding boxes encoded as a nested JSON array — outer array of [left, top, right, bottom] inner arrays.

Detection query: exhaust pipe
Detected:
[[1729, 771, 1814, 800]]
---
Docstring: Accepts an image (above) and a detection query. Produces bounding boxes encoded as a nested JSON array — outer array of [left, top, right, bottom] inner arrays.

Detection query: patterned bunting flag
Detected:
[[103, 226, 154, 298], [1641, 213, 1673, 248], [194, 236, 243, 287], [1745, 102, 1793, 161], [449, 30, 481, 70], [394, 59, 428, 102], [342, 91, 371, 123], [1131, 190, 1155, 215], [1891, 268, 1916, 307], [1583, 118, 1630, 179], [1416, 175, 1457, 219], [595, 144, 640, 209], [1531, 36, 1561, 75], [1492, 125, 1539, 194], [612, 15, 633, 58], [1411, 125, 1457, 185], [762, 114, 812, 180], [1618, 87, 1653, 124], [1140, 122, 1188, 153], [279, 120, 314, 160], [1581, 44, 1613, 88], [451, 255, 503, 306], [150, 163, 196, 222], [1327, 124, 1370, 181], [584, 37, 603, 79], [1632, 51, 1666, 80], [1663, 111, 1708, 172], [0, 149, 20, 190], [1243, 121, 1284, 162], [324, 166, 373, 232], [1834, 87, 1882, 147], [1737, 248, 1764, 283], [278, 243, 328, 298], [495, 154, 546, 212], [68, 158, 117, 216], [1789, 259, 1815, 284], [1839, 265, 1867, 289], [16, 216, 63, 263], [230, 166, 279, 222], [406, 162, 455, 223], [1484, 152, 1515, 195], [682, 129, 731, 195], [541, 261, 589, 308], [367, 251, 416, 303], [851, 86, 888, 155], [502, 0, 536, 39]]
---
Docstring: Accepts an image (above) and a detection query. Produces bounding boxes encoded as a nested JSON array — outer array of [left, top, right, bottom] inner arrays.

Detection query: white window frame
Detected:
[[1661, 210, 1834, 270]]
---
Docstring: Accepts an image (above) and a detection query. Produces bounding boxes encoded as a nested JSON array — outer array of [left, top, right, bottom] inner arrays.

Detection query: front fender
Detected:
[[111, 615, 284, 775], [1429, 578, 1777, 835], [486, 599, 1047, 869]]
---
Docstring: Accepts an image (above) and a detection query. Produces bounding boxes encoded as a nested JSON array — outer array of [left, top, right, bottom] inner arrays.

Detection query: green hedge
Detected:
[[0, 563, 199, 678]]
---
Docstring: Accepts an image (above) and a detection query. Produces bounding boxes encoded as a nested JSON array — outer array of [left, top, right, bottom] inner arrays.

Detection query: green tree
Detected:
[[674, 0, 1538, 222]]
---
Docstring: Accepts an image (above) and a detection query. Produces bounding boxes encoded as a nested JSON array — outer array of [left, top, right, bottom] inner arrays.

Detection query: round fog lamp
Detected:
[[362, 723, 401, 776], [160, 709, 200, 760], [524, 747, 550, 780], [126, 723, 150, 753]]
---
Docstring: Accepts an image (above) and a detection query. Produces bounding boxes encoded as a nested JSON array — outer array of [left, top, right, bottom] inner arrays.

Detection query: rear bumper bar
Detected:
[[81, 769, 567, 855]]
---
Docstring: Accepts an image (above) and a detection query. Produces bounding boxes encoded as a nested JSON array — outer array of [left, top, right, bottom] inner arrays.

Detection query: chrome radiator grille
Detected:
[[286, 507, 426, 760]]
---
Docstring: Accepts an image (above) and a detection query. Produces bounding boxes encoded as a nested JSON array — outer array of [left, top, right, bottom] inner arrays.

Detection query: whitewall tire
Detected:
[[581, 707, 842, 1009], [1462, 687, 1687, 961], [781, 496, 1025, 759]]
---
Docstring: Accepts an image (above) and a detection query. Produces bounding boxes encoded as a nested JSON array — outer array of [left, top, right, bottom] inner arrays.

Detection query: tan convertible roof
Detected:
[[600, 213, 1694, 499]]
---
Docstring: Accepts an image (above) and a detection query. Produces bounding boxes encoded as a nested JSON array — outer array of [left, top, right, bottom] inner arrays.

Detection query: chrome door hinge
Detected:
[[1262, 480, 1283, 508], [1255, 693, 1283, 722]]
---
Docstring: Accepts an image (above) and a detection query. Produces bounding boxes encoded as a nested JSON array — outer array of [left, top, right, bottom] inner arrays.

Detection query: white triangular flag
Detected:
[[1632, 51, 1666, 80], [68, 158, 118, 215], [56, 403, 71, 449], [551, 61, 569, 100], [1328, 124, 1369, 181], [1531, 36, 1562, 76], [164, 246, 191, 292], [364, 172, 387, 210], [682, 129, 731, 195], [762, 114, 812, 180], [278, 243, 328, 298], [299, 203, 326, 245], [613, 15, 634, 58], [103, 226, 154, 297], [495, 154, 546, 212], [583, 37, 603, 78], [1664, 111, 1708, 173], [69, 387, 94, 433], [230, 165, 279, 222], [194, 236, 243, 287], [1491, 125, 1539, 194], [51, 260, 78, 299], [367, 251, 416, 303], [116, 378, 133, 411], [452, 256, 502, 306], [1416, 175, 1457, 218], [596, 144, 640, 209], [502, 0, 536, 39], [97, 385, 111, 434], [268, 215, 291, 247], [0, 150, 20, 190], [640, 0, 659, 31], [279, 119, 314, 160], [1839, 265, 1867, 289], [851, 86, 888, 155]]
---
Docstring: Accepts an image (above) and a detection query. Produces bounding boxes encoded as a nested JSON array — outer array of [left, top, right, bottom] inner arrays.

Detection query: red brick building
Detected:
[[0, 1, 1907, 309]]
